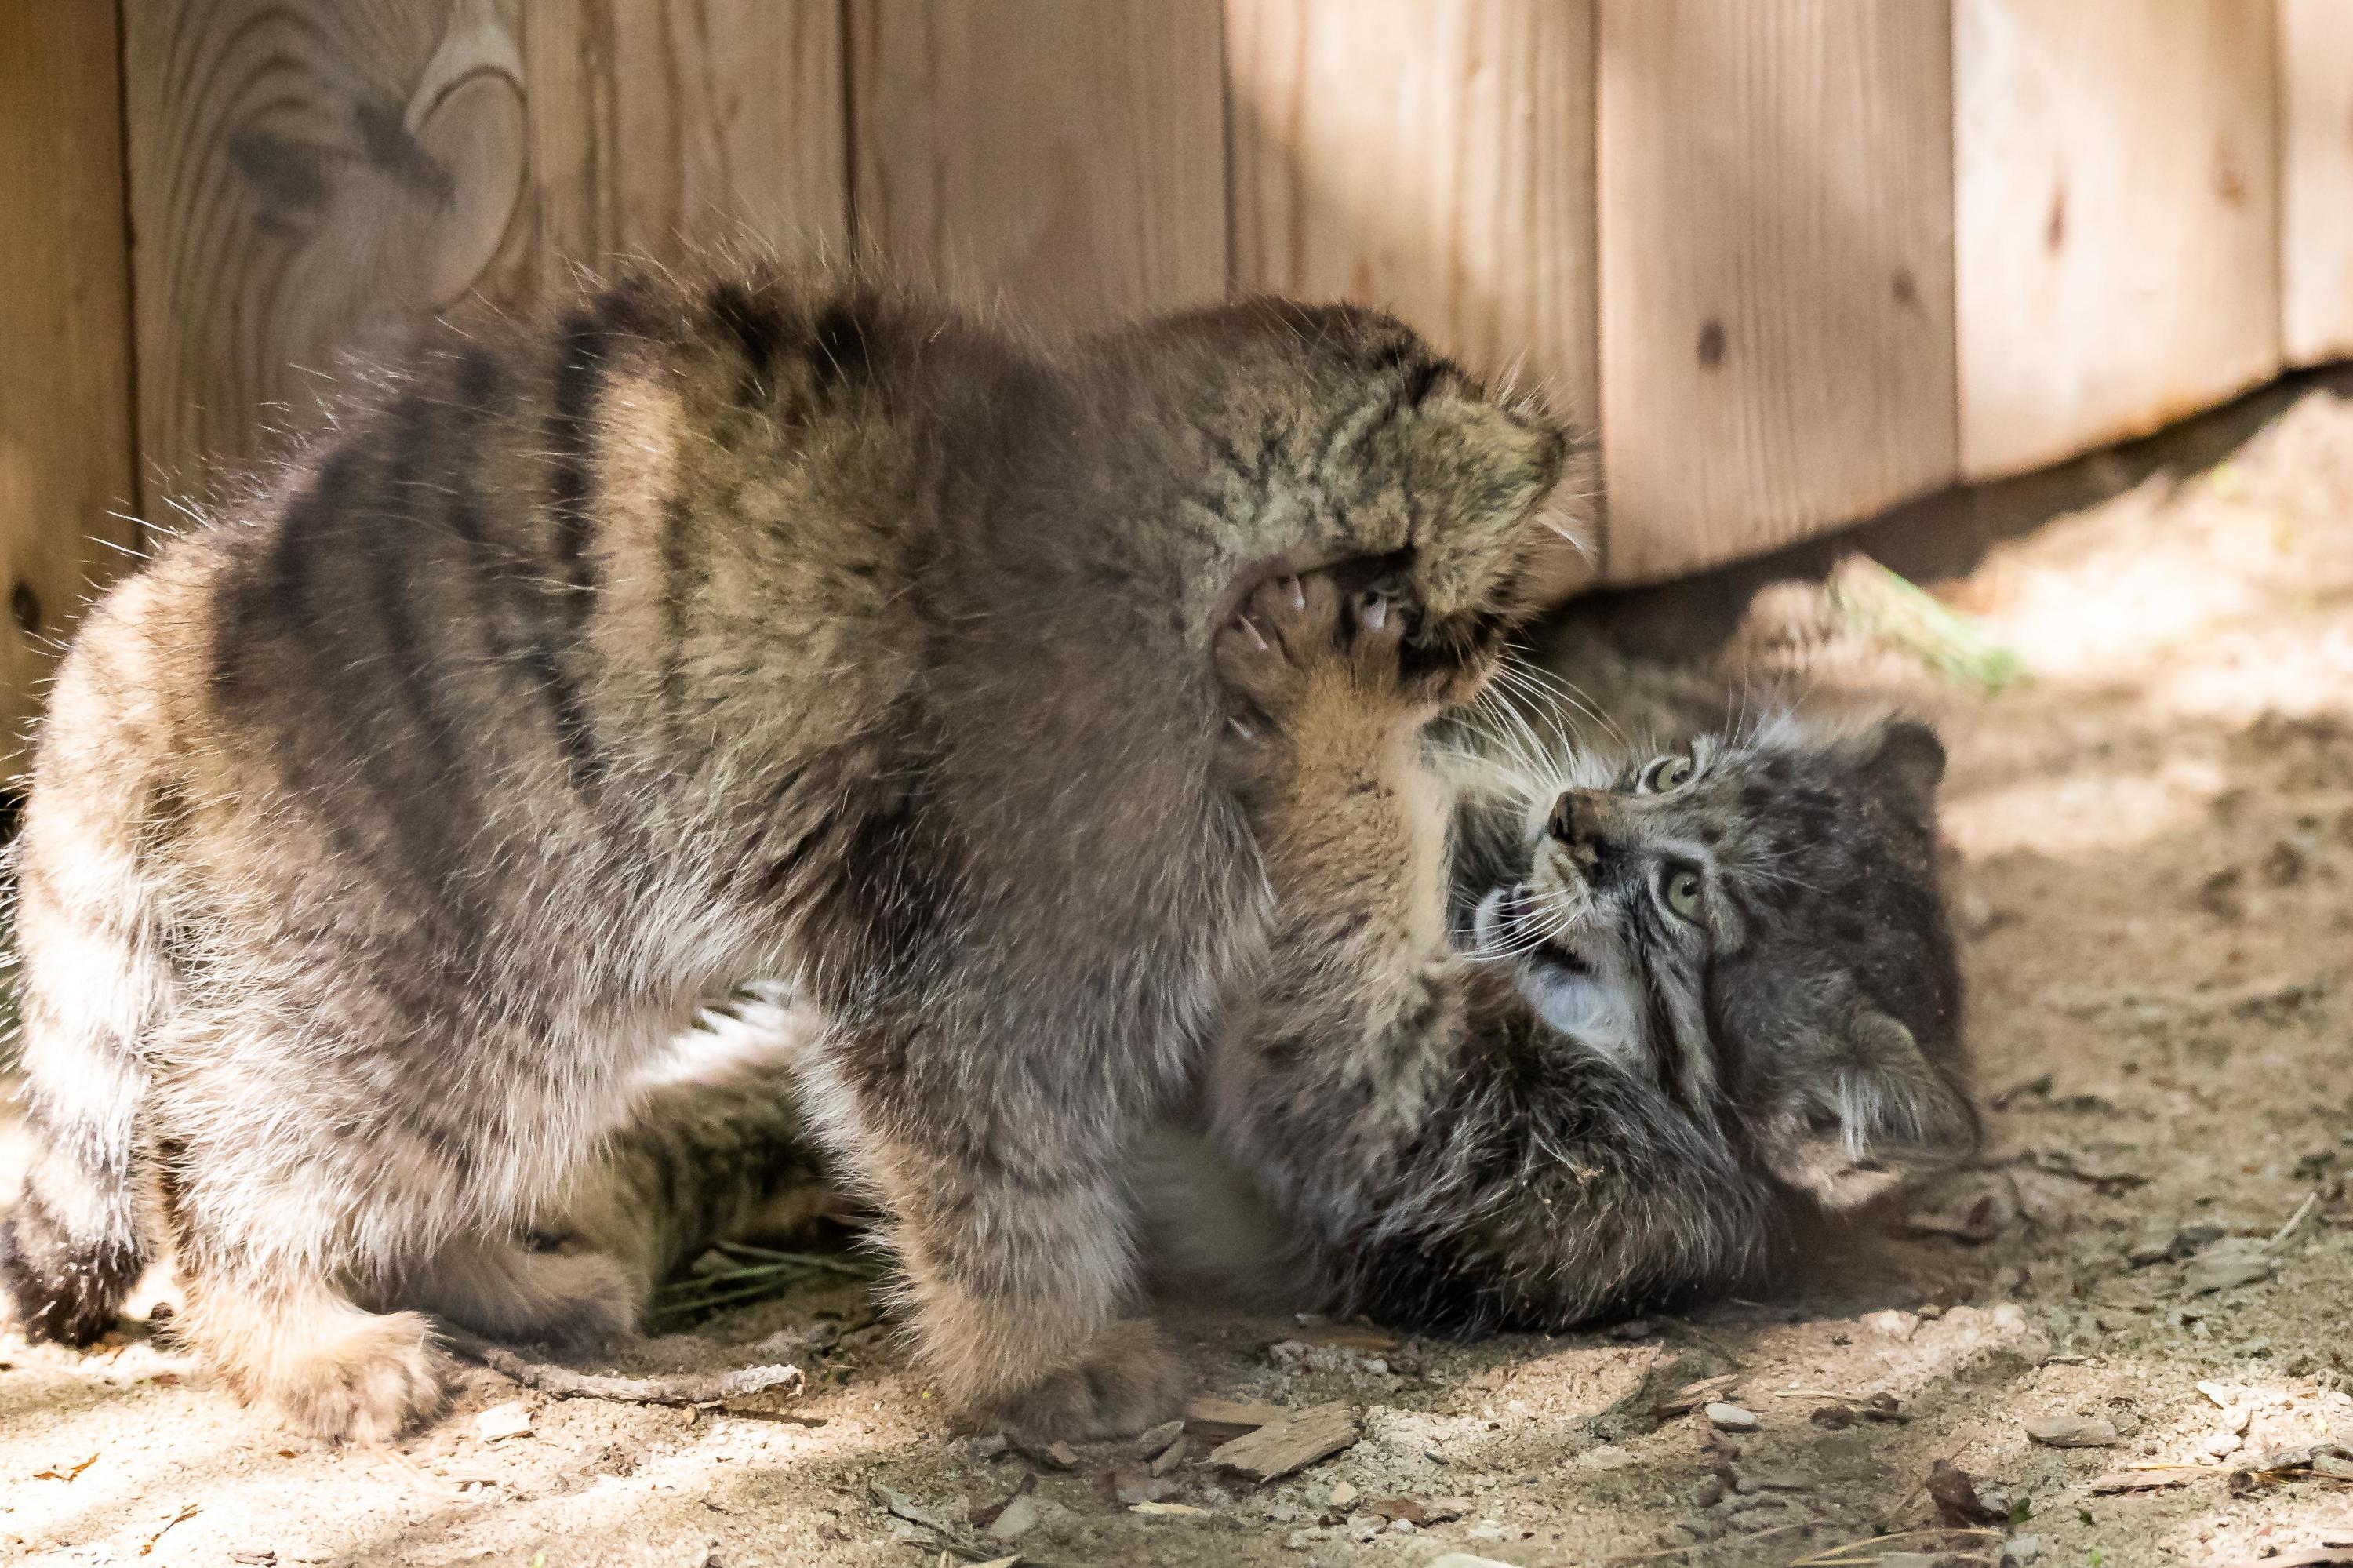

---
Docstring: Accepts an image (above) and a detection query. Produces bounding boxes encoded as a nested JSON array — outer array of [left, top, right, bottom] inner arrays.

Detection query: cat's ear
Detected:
[[1864, 718, 1945, 820], [1755, 1001, 1979, 1210]]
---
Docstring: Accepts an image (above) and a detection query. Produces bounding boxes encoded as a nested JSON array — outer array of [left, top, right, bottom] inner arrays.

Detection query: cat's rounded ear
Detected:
[[1755, 1002, 1979, 1210], [1866, 718, 1946, 819]]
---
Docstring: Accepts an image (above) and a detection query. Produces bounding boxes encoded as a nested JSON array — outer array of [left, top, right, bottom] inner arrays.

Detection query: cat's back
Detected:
[[50, 270, 1012, 833]]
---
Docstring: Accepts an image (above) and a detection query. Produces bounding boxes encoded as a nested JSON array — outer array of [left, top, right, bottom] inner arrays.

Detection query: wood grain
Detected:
[[2281, 0, 2353, 366], [1597, 0, 1957, 584], [122, 0, 532, 494], [0, 3, 142, 750], [848, 0, 1227, 326], [1202, 1400, 1361, 1483], [1955, 0, 2280, 478], [1227, 0, 1598, 598], [524, 0, 847, 278]]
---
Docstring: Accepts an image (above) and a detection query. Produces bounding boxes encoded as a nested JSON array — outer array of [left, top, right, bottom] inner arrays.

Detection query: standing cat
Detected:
[[1202, 571, 1976, 1329], [1, 266, 1568, 1439]]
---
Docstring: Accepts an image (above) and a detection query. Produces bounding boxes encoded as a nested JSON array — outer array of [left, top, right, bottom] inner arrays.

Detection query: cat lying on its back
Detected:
[[1198, 569, 1978, 1328]]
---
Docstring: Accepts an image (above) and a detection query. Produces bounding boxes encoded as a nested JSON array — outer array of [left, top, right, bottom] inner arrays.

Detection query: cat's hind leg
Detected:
[[861, 1122, 1183, 1440], [175, 1260, 449, 1444], [393, 1231, 639, 1352]]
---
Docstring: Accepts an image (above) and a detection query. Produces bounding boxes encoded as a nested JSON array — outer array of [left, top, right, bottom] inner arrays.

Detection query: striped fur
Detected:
[[1196, 571, 1976, 1331], [1, 263, 1572, 1441]]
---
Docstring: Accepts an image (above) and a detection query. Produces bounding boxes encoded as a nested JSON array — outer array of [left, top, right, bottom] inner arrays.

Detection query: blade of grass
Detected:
[[713, 1239, 874, 1277], [1827, 554, 2026, 693]]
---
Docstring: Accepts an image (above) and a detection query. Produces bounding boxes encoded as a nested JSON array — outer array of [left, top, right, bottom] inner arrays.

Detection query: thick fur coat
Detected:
[[1, 266, 1568, 1440]]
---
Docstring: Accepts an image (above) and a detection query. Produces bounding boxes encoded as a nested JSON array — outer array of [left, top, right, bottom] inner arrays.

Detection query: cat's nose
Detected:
[[1546, 791, 1577, 842]]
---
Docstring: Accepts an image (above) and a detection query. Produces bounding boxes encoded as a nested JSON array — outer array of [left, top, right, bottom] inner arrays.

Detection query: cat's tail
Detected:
[[1, 767, 172, 1344]]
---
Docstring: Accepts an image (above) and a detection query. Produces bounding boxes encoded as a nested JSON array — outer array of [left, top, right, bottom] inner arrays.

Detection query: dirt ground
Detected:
[[10, 380, 2353, 1568]]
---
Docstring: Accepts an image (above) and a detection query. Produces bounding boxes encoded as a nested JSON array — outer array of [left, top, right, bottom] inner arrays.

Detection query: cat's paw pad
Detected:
[[966, 1319, 1184, 1442], [264, 1309, 449, 1444]]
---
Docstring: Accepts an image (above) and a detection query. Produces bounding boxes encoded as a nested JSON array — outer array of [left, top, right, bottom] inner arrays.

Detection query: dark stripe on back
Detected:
[[708, 281, 786, 406], [547, 307, 608, 601], [220, 446, 364, 674], [811, 304, 868, 398], [659, 491, 693, 744], [443, 349, 518, 666], [372, 391, 466, 774], [531, 304, 620, 791]]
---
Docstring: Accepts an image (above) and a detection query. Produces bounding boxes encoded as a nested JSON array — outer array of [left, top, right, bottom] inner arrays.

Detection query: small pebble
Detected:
[[474, 1402, 533, 1443], [2024, 1415, 2118, 1448], [1865, 1309, 1921, 1341], [987, 1496, 1042, 1541], [1136, 1419, 1184, 1458], [1704, 1402, 1759, 1432]]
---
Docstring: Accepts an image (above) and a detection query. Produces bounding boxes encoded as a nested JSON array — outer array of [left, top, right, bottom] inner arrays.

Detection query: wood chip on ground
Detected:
[[1205, 1399, 1360, 1483], [1183, 1396, 1289, 1442]]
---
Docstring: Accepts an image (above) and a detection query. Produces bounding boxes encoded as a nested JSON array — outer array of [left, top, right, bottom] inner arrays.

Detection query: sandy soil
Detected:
[[9, 384, 2353, 1568]]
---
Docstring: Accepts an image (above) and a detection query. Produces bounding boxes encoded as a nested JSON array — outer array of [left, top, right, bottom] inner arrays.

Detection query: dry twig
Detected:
[[442, 1327, 802, 1406]]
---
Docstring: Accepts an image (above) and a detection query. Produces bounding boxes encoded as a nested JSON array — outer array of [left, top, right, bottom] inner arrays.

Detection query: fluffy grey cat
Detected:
[[0, 264, 1568, 1441]]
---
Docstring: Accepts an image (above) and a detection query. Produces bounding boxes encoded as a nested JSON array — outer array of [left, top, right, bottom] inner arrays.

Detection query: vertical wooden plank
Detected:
[[1596, 1, 1957, 587], [123, 0, 848, 502], [0, 3, 141, 747], [525, 0, 847, 277], [1227, 0, 1598, 599], [122, 0, 533, 493], [848, 0, 1227, 326], [2281, 0, 2353, 367], [1956, 0, 2279, 479]]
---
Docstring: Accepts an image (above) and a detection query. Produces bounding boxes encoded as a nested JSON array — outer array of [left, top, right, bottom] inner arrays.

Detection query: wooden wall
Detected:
[[5, 0, 2352, 734], [2282, 0, 2353, 367], [0, 5, 141, 748], [1955, 0, 2281, 479], [1598, 0, 1957, 583]]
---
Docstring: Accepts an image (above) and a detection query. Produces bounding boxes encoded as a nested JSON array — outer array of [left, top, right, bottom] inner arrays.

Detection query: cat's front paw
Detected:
[[1213, 569, 1417, 791], [1215, 570, 1346, 727], [964, 1318, 1184, 1442], [1217, 566, 1428, 715], [256, 1309, 451, 1444]]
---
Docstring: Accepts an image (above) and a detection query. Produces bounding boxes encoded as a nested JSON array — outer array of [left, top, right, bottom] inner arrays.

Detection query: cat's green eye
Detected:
[[1641, 754, 1696, 793], [1662, 864, 1704, 922]]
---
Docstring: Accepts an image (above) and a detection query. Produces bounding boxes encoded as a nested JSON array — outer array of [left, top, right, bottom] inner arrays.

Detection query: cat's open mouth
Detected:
[[1476, 882, 1594, 973]]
